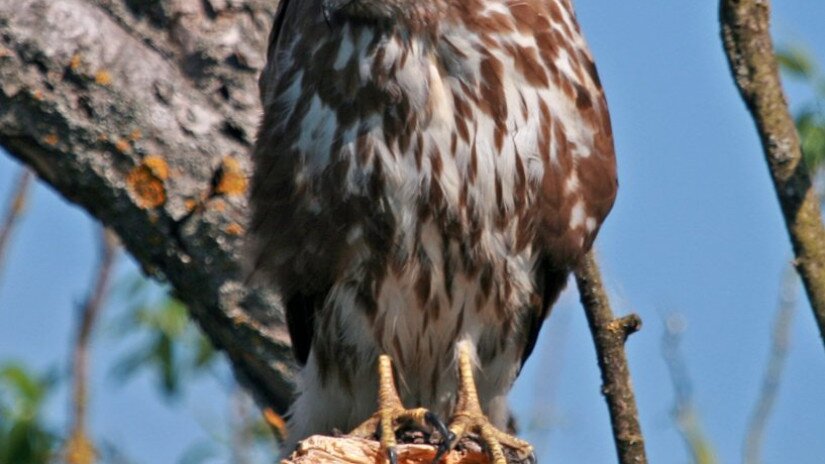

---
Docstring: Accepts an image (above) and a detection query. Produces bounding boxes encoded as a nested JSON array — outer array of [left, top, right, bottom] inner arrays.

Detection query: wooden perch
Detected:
[[720, 0, 825, 349], [283, 436, 489, 464], [281, 432, 539, 464]]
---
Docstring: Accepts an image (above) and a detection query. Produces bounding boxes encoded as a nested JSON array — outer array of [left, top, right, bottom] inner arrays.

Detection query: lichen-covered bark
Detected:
[[0, 0, 296, 413], [720, 0, 825, 349]]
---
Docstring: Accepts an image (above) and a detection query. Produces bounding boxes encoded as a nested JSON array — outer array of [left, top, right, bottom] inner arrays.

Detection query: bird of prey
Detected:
[[246, 0, 617, 461]]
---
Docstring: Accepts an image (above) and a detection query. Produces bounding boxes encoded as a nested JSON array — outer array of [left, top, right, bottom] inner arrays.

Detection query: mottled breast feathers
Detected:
[[247, 0, 617, 378]]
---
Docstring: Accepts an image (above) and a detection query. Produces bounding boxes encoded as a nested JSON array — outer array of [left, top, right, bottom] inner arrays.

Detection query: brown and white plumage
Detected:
[[247, 0, 617, 454]]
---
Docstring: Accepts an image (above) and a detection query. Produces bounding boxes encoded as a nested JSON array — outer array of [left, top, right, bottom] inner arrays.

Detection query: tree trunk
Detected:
[[0, 0, 296, 414]]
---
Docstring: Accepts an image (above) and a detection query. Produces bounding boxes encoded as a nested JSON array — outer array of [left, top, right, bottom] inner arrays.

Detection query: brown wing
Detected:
[[285, 293, 320, 365], [258, 0, 294, 104], [252, 0, 321, 366], [519, 261, 569, 368], [518, 3, 618, 369]]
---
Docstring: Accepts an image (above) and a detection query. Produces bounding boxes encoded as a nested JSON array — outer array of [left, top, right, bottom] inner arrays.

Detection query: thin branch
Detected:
[[743, 266, 798, 464], [661, 313, 718, 464], [0, 167, 34, 286], [721, 0, 825, 349], [574, 251, 647, 464], [65, 228, 119, 464]]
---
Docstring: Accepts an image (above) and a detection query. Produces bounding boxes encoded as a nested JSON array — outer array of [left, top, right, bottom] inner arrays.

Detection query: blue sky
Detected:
[[2, 2, 825, 463]]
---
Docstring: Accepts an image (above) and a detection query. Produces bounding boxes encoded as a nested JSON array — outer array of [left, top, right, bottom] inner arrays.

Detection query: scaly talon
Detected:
[[349, 355, 450, 464], [442, 342, 535, 464]]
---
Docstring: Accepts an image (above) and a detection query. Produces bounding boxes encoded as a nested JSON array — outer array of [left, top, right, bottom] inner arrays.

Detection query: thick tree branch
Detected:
[[0, 0, 296, 413], [575, 252, 647, 464], [720, 0, 825, 349]]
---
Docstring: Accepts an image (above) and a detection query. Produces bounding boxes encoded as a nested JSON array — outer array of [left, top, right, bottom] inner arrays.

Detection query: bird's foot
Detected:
[[440, 412, 534, 464], [435, 342, 535, 464], [348, 354, 452, 464]]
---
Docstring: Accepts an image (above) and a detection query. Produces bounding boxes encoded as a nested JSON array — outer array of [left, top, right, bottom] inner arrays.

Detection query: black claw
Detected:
[[424, 411, 453, 464], [424, 411, 450, 441], [387, 446, 398, 464], [524, 451, 537, 464], [425, 411, 454, 464], [432, 439, 451, 464]]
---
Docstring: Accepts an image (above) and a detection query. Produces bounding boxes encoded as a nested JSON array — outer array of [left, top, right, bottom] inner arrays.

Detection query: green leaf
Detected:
[[0, 364, 57, 464], [796, 108, 825, 172], [108, 275, 219, 401], [193, 335, 216, 369], [777, 45, 816, 80]]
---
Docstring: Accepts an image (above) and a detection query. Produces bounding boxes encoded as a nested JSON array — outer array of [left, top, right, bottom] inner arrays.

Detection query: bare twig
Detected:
[[661, 313, 718, 464], [721, 0, 825, 349], [65, 228, 119, 464], [743, 266, 798, 464], [0, 168, 33, 286], [574, 251, 647, 464]]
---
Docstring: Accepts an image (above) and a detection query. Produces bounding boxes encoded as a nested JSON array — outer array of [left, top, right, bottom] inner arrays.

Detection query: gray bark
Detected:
[[0, 0, 296, 413]]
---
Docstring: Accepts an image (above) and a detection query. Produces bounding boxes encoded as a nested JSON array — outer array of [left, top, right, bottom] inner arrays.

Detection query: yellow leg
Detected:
[[441, 343, 534, 464], [350, 355, 451, 464]]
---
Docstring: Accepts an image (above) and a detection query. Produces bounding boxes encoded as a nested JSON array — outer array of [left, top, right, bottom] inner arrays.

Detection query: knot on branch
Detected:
[[609, 314, 643, 343]]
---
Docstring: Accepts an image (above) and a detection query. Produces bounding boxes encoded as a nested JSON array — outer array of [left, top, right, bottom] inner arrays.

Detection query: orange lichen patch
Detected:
[[263, 408, 287, 439], [0, 46, 11, 58], [184, 198, 199, 212], [212, 198, 226, 212], [142, 155, 169, 180], [69, 54, 82, 71], [94, 70, 112, 86], [127, 159, 168, 209], [32, 89, 44, 101], [114, 138, 131, 154], [215, 156, 248, 196], [129, 129, 142, 141], [225, 223, 244, 236], [43, 133, 59, 146]]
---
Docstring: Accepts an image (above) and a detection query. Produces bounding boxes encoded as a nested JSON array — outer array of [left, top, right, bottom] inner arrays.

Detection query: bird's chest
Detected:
[[321, 218, 536, 409], [284, 25, 552, 230], [291, 27, 552, 351], [312, 31, 547, 339], [276, 21, 596, 392]]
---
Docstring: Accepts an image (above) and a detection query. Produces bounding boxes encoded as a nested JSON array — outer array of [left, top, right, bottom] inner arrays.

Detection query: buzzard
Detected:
[[247, 0, 617, 461]]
